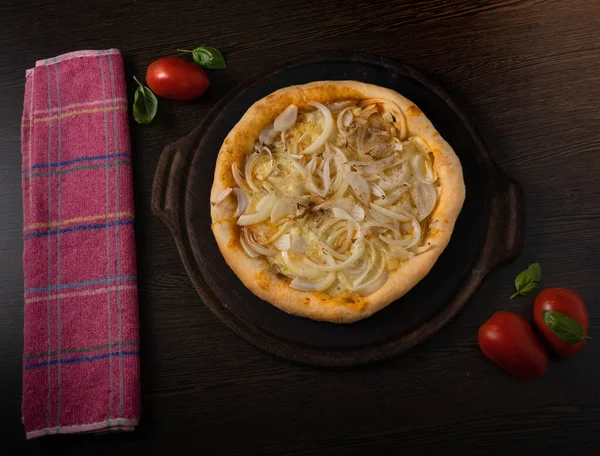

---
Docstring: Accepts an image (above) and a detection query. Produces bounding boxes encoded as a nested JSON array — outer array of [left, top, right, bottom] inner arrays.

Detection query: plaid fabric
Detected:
[[21, 49, 140, 439]]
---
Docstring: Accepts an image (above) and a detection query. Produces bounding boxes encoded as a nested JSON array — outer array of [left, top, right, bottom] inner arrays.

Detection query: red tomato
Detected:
[[478, 311, 548, 378], [534, 288, 588, 357], [146, 57, 209, 101]]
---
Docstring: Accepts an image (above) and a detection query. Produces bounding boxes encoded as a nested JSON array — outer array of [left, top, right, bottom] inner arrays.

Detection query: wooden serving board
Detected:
[[151, 52, 525, 366]]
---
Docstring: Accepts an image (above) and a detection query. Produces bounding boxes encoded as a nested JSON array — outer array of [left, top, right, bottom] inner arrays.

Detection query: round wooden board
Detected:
[[152, 52, 525, 366]]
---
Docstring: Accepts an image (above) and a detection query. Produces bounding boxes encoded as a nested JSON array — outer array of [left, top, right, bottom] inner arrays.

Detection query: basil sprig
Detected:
[[177, 46, 226, 69], [510, 263, 541, 299], [132, 76, 158, 124], [542, 310, 590, 344]]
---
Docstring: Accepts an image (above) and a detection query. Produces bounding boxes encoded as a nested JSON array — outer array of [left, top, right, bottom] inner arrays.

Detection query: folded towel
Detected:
[[21, 49, 140, 439]]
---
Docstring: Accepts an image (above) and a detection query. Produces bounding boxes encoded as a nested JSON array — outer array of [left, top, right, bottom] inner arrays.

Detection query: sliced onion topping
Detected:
[[270, 198, 297, 223], [348, 171, 371, 204], [328, 100, 355, 111], [233, 188, 249, 217], [411, 182, 437, 221], [369, 202, 412, 222], [238, 194, 277, 226], [259, 124, 278, 144], [290, 233, 308, 253], [281, 251, 325, 279], [273, 104, 298, 132], [304, 237, 366, 272], [350, 204, 366, 221], [232, 163, 249, 191], [301, 102, 334, 155], [230, 97, 440, 296], [211, 187, 232, 205], [241, 229, 277, 256], [273, 234, 291, 251], [265, 221, 292, 244], [290, 273, 335, 292], [411, 153, 437, 184], [239, 233, 260, 258]]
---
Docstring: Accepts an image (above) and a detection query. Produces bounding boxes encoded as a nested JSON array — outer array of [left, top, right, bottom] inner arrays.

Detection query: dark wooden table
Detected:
[[2, 0, 599, 454]]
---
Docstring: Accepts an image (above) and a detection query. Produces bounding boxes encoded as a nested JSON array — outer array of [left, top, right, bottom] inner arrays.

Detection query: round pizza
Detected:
[[210, 81, 465, 323]]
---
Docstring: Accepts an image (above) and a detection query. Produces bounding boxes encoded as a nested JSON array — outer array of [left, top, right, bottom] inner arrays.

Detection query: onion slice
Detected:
[[328, 101, 355, 111], [239, 234, 260, 258], [375, 185, 408, 206], [371, 183, 386, 200], [259, 124, 278, 144], [270, 198, 297, 223], [211, 187, 232, 205], [290, 273, 335, 292], [411, 154, 437, 184], [264, 221, 292, 243], [336, 107, 353, 135], [363, 155, 403, 176], [322, 155, 333, 195], [387, 246, 414, 260], [290, 233, 308, 253], [273, 104, 298, 132], [305, 157, 327, 197], [314, 237, 349, 261], [273, 234, 291, 251], [281, 251, 324, 279], [331, 207, 360, 231], [354, 271, 388, 296], [233, 188, 249, 216], [409, 243, 432, 254], [361, 98, 407, 139], [292, 132, 310, 156], [231, 163, 249, 191], [411, 182, 437, 221], [348, 171, 371, 204], [238, 195, 277, 226], [344, 256, 370, 278], [301, 102, 334, 155], [379, 234, 411, 248], [241, 229, 277, 256], [408, 136, 431, 153], [370, 207, 392, 223], [381, 217, 422, 251], [326, 197, 354, 213], [350, 204, 366, 221], [405, 217, 422, 249], [304, 237, 366, 272], [352, 241, 376, 285], [369, 202, 412, 222], [244, 154, 261, 192]]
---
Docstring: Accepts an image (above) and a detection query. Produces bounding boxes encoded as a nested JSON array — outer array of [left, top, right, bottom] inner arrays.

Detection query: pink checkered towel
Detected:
[[21, 49, 140, 439]]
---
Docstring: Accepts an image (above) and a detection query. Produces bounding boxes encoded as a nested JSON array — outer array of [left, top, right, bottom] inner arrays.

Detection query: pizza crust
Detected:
[[211, 81, 465, 323]]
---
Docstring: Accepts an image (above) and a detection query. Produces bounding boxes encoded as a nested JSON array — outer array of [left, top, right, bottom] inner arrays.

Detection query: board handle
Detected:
[[483, 163, 525, 273], [151, 139, 189, 237]]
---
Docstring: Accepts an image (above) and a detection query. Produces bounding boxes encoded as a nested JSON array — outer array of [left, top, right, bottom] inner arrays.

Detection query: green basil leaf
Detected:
[[132, 76, 158, 124], [178, 46, 226, 69], [510, 263, 541, 298], [542, 310, 588, 344], [519, 281, 539, 295], [528, 262, 542, 283]]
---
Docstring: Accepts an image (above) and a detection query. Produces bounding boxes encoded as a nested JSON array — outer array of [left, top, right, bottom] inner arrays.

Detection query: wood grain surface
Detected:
[[1, 0, 599, 454]]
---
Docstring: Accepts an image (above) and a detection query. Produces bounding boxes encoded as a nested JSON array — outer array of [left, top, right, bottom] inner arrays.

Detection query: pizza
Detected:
[[210, 81, 465, 323]]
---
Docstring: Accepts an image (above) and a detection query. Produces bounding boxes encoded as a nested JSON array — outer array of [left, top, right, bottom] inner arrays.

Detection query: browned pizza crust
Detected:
[[211, 81, 465, 323]]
